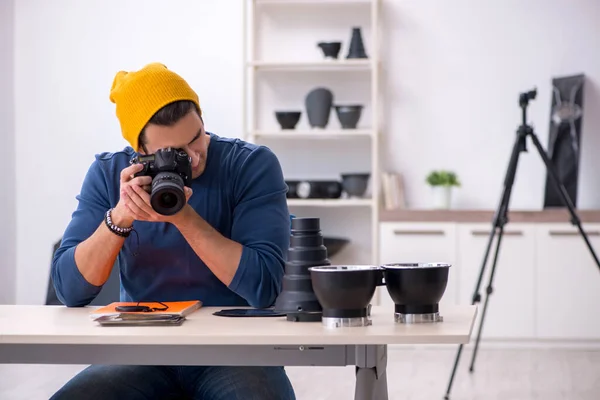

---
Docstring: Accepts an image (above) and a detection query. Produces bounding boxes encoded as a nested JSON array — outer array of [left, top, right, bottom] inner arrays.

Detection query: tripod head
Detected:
[[519, 88, 537, 108], [519, 88, 537, 127]]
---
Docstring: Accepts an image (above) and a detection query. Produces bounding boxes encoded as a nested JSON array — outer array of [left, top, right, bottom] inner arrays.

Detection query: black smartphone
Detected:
[[213, 309, 286, 318]]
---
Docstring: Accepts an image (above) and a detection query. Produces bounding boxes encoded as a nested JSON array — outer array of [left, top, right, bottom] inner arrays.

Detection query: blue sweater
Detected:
[[52, 132, 291, 309]]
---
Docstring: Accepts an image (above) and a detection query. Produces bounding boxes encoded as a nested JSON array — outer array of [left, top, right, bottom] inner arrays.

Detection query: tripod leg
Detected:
[[529, 133, 600, 271], [444, 129, 525, 400], [444, 227, 497, 400], [443, 343, 464, 400], [469, 226, 505, 372]]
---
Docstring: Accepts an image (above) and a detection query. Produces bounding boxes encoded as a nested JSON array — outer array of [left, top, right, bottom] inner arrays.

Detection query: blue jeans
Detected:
[[50, 365, 296, 400]]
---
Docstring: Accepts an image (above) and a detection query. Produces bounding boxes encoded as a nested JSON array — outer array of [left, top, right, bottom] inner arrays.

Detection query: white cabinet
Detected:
[[379, 219, 600, 343], [457, 223, 536, 339], [378, 223, 459, 311], [535, 223, 600, 340]]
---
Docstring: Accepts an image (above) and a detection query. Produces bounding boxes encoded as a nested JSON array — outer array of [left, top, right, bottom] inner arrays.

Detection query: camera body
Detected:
[[131, 147, 193, 216]]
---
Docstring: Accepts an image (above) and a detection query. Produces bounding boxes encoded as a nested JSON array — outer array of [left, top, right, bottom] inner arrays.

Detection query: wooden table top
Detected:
[[0, 305, 477, 346]]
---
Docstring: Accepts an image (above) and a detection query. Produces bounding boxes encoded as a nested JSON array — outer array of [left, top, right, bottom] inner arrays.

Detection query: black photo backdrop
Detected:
[[543, 74, 586, 208]]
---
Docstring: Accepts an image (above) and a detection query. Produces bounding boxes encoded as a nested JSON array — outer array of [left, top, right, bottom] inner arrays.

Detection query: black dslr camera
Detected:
[[131, 147, 193, 216]]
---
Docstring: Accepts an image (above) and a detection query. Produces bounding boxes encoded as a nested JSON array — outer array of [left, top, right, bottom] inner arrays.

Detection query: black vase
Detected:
[[347, 27, 368, 59], [305, 88, 334, 128]]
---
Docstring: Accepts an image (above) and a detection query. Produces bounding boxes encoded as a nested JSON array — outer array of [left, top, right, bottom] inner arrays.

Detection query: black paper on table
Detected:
[[213, 309, 286, 318]]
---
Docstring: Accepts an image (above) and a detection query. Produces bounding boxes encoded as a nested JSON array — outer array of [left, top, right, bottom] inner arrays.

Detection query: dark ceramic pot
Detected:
[[334, 105, 363, 129], [308, 265, 384, 319], [382, 263, 451, 316], [275, 111, 301, 130], [341, 173, 370, 197], [323, 237, 350, 258], [305, 88, 334, 128], [317, 42, 342, 59]]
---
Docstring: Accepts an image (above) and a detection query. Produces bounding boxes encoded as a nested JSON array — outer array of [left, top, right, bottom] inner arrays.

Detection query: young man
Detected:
[[50, 63, 296, 400]]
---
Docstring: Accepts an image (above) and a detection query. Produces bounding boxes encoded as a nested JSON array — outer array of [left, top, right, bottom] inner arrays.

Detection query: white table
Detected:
[[0, 304, 477, 400]]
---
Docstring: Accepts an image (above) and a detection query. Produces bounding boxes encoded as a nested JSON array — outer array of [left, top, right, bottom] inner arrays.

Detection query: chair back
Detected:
[[45, 238, 121, 306]]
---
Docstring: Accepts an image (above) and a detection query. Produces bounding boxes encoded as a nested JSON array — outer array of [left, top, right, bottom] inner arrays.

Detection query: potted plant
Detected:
[[425, 170, 460, 209]]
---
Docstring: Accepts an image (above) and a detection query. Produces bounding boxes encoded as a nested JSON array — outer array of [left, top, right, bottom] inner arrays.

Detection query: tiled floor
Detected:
[[0, 347, 598, 399]]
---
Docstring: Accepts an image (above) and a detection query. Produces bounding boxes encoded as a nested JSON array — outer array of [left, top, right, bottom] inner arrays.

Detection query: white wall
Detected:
[[382, 0, 600, 211], [13, 0, 244, 304], [12, 0, 600, 304], [0, 0, 16, 304]]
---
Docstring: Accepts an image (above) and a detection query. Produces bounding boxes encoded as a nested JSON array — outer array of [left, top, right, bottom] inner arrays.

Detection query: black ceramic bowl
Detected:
[[317, 42, 342, 59], [382, 263, 451, 316], [308, 265, 384, 319], [323, 237, 350, 258], [334, 105, 363, 129], [341, 173, 370, 197], [275, 111, 302, 130]]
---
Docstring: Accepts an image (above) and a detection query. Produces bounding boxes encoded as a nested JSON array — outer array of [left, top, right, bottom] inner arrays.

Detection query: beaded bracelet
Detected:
[[104, 208, 133, 238]]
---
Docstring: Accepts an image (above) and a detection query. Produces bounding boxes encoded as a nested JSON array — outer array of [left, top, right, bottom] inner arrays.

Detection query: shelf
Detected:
[[287, 198, 373, 207], [244, 0, 382, 265], [248, 60, 373, 72], [251, 129, 374, 139], [255, 0, 373, 5]]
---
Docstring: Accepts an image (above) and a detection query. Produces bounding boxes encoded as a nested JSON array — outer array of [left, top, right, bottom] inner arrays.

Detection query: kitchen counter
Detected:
[[379, 208, 600, 223]]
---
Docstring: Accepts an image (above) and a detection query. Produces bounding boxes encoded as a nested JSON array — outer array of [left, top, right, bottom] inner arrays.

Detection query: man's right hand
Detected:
[[111, 163, 152, 227]]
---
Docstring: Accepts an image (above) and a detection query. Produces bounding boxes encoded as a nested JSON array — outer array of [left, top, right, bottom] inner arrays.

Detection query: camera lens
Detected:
[[159, 193, 178, 209], [150, 172, 186, 216]]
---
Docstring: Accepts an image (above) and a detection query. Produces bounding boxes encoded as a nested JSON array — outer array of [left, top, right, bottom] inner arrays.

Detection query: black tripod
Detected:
[[444, 88, 600, 400]]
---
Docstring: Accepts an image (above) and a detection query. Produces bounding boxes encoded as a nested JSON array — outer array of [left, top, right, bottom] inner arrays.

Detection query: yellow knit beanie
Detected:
[[109, 63, 201, 152]]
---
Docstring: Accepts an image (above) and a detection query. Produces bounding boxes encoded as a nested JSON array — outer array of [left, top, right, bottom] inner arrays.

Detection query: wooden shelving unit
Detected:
[[242, 0, 382, 267]]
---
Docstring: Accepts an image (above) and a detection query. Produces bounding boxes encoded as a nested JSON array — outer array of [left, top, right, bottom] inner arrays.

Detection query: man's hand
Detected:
[[171, 205, 243, 287], [111, 163, 193, 226]]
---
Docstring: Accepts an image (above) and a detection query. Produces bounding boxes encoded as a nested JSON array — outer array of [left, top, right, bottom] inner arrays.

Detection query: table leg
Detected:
[[374, 370, 388, 400], [353, 345, 388, 400]]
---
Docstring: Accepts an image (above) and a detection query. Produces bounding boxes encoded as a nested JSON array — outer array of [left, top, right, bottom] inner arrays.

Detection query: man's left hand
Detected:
[[124, 184, 194, 224]]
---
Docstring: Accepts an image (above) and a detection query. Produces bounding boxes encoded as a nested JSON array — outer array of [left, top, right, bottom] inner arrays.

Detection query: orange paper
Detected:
[[90, 300, 202, 319]]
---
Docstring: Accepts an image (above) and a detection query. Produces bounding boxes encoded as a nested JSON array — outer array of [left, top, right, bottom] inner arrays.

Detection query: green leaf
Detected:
[[426, 170, 461, 187]]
